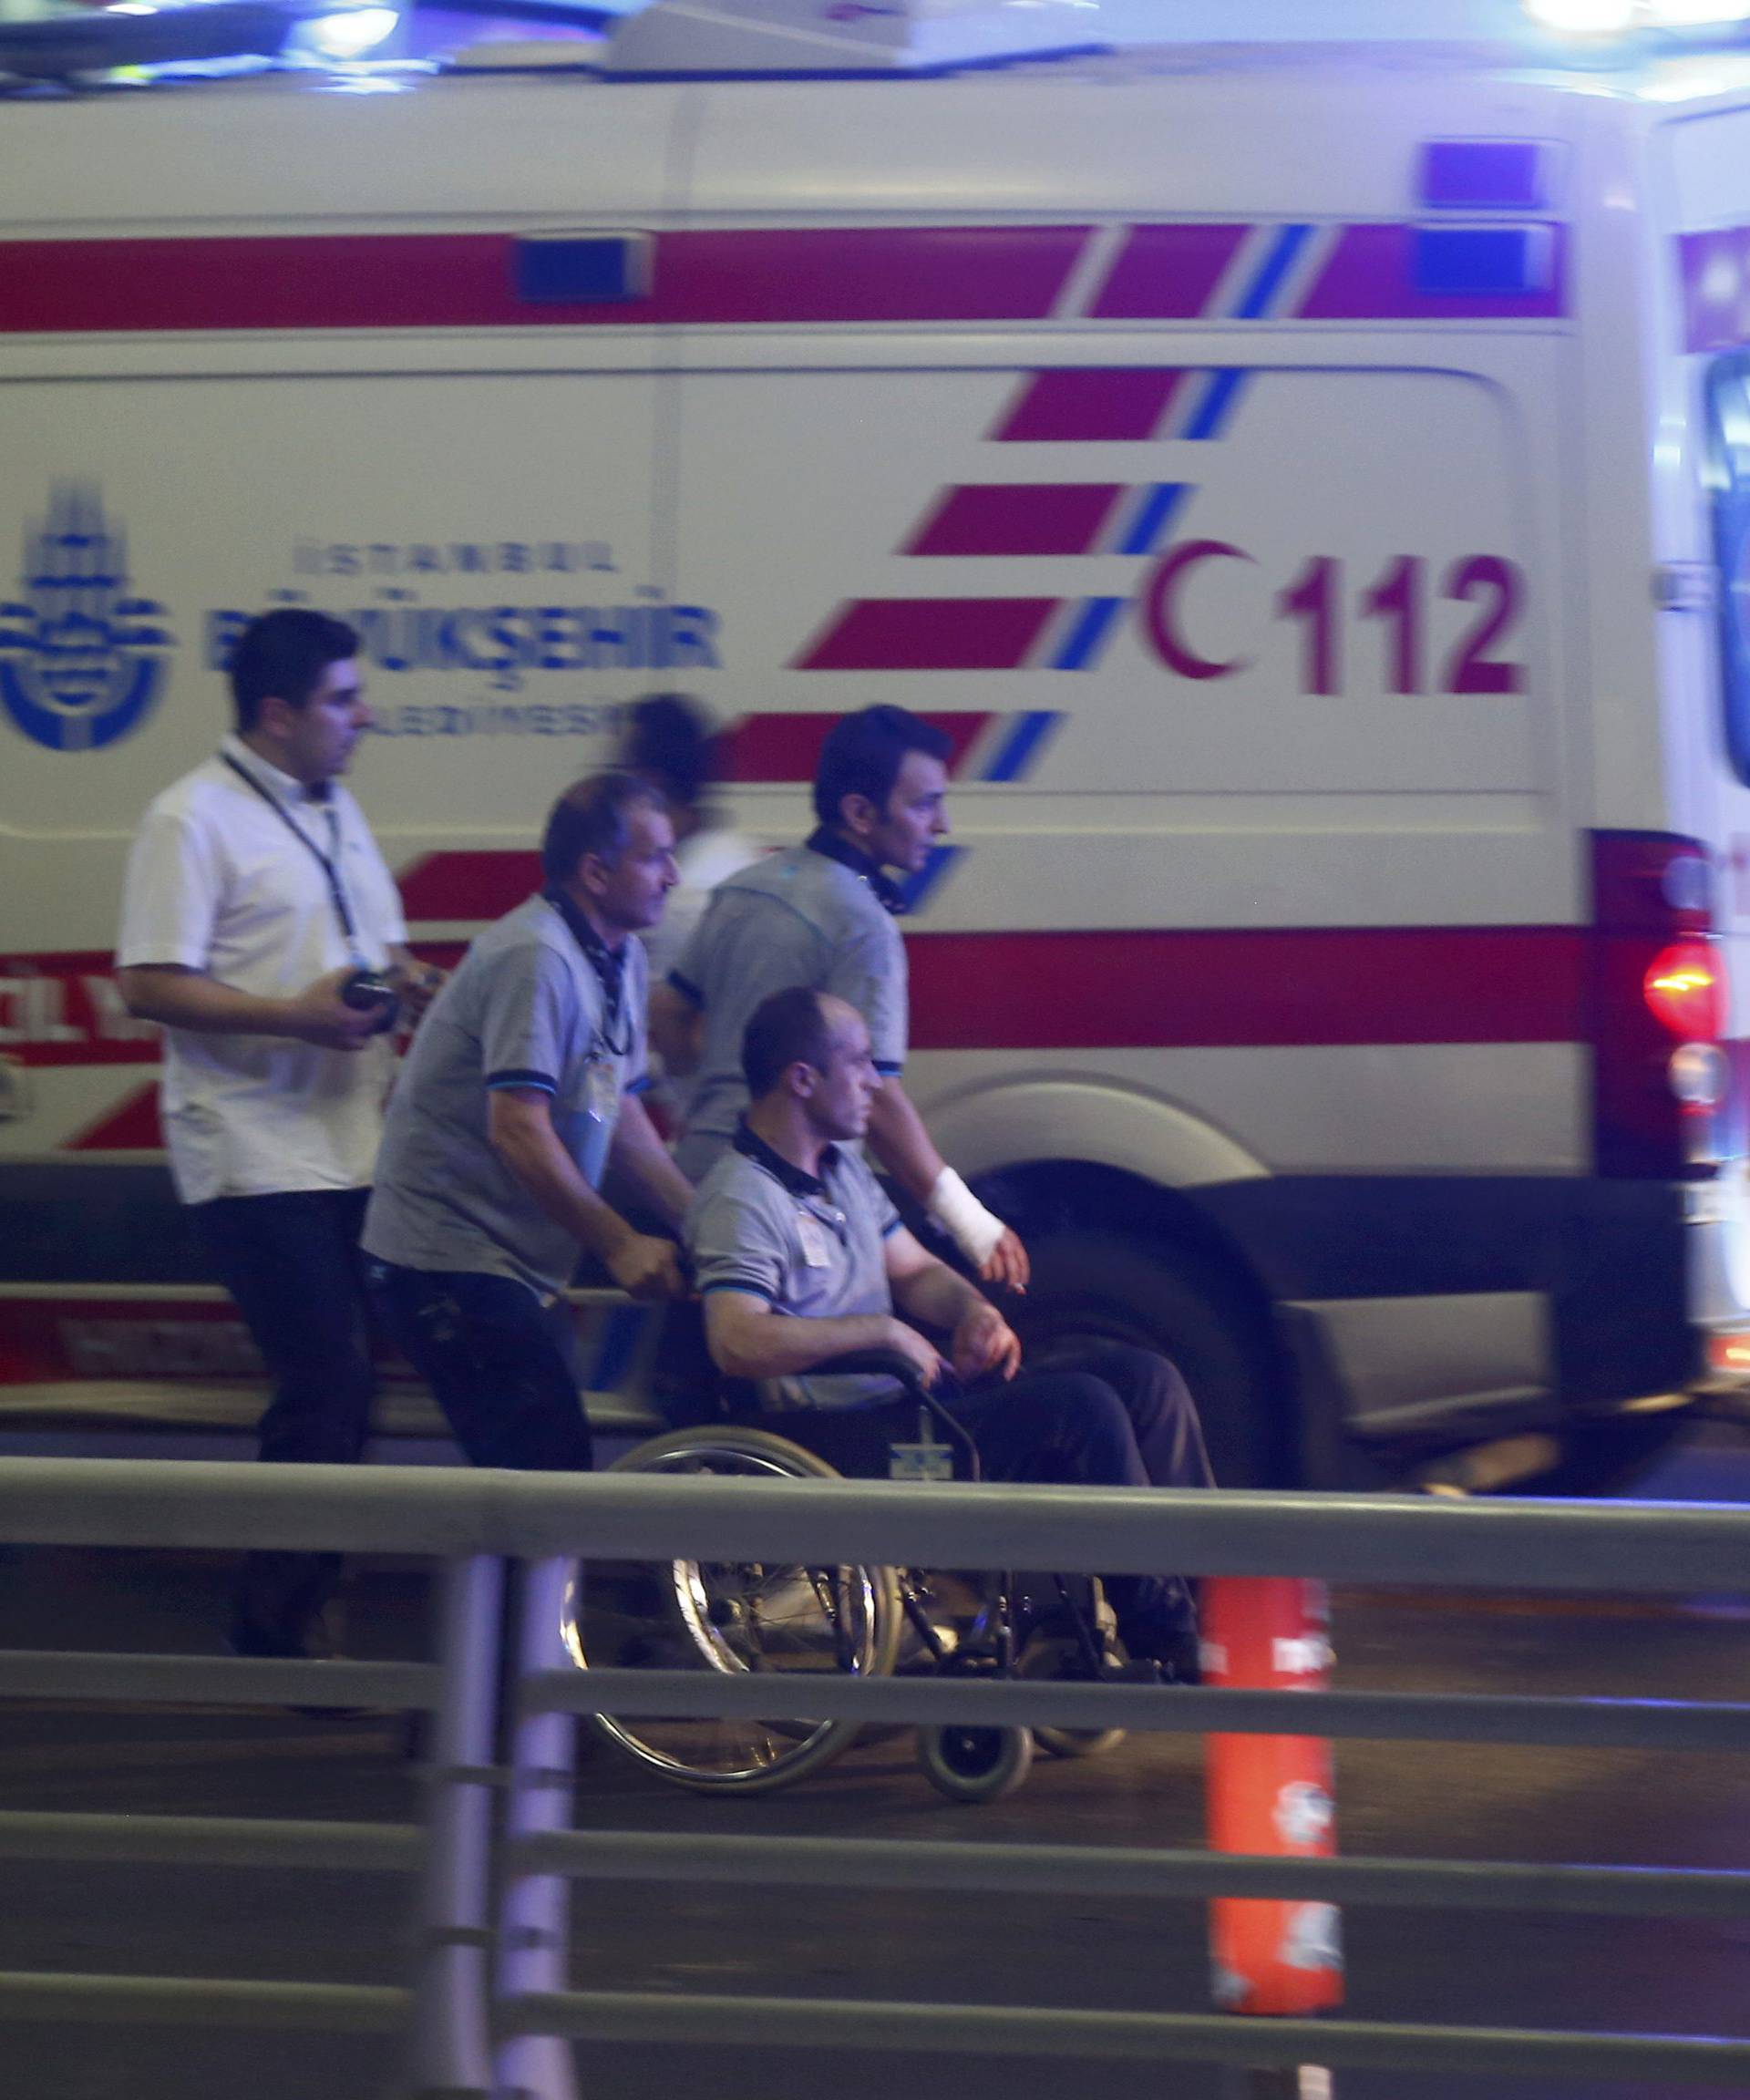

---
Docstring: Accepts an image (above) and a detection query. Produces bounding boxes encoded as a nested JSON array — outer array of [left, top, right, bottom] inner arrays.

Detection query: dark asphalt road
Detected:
[[5, 1426, 1750, 2100]]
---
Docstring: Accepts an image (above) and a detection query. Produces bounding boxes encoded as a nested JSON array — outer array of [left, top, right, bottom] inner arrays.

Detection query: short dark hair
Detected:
[[812, 705, 952, 829], [229, 608, 358, 732], [623, 693, 721, 812], [540, 770, 665, 886], [742, 986, 836, 1100]]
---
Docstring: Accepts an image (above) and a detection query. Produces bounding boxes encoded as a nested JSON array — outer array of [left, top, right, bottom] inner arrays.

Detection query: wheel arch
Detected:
[[928, 1076, 1269, 1199], [927, 1076, 1279, 1331]]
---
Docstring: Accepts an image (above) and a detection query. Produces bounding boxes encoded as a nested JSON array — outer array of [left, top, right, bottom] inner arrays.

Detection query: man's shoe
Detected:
[[227, 1620, 320, 1662], [1115, 1624, 1202, 1685], [225, 1621, 386, 1719]]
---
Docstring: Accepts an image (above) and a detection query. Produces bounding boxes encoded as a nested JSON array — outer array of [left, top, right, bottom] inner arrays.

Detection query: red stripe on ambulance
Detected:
[[991, 369, 1189, 443], [0, 226, 1092, 334], [1301, 223, 1568, 321], [0, 223, 1570, 337], [717, 710, 993, 782], [794, 598, 1058, 671], [904, 484, 1125, 557], [1088, 224, 1252, 318], [906, 926, 1590, 1050]]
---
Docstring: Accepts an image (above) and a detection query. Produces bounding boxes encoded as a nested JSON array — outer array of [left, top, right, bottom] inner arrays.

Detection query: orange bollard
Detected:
[[1202, 1574, 1343, 2036]]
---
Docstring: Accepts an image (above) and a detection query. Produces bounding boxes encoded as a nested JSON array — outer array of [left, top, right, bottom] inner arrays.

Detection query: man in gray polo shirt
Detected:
[[654, 704, 1027, 1293], [364, 772, 693, 1470], [687, 986, 1213, 1676]]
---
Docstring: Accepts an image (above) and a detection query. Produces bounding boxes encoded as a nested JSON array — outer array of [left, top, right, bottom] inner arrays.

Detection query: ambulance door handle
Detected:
[[1654, 562, 1717, 613]]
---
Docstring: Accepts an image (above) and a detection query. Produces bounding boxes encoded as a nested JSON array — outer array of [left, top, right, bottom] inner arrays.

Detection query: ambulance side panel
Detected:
[[1649, 97, 1750, 1333]]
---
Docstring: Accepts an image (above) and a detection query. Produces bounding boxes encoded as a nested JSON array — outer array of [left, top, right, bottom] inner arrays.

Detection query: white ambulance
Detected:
[[4, 0, 1749, 1489]]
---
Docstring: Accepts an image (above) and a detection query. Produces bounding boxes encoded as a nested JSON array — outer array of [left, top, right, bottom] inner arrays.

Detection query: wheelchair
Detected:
[[561, 1352, 1133, 1804]]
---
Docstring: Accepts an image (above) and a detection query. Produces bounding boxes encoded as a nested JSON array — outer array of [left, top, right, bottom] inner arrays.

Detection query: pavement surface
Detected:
[[5, 1424, 1750, 2100]]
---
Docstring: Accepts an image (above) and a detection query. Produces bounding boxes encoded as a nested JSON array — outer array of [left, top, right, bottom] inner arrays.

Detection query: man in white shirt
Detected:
[[117, 608, 431, 1660], [619, 693, 764, 1127]]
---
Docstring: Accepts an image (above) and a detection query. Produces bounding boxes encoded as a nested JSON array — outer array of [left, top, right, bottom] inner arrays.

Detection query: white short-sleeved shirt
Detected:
[[637, 824, 767, 996], [116, 734, 407, 1206]]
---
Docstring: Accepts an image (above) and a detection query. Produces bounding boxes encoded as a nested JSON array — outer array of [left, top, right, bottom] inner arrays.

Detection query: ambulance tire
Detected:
[[1521, 1410, 1691, 1498], [1014, 1232, 1289, 1488]]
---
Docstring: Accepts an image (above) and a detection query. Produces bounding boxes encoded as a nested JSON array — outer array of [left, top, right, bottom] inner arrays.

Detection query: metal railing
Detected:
[[4, 1456, 1750, 2095]]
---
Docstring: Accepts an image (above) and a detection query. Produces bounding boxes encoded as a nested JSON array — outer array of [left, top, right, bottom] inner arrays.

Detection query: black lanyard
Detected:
[[221, 750, 364, 962], [542, 885, 633, 1058]]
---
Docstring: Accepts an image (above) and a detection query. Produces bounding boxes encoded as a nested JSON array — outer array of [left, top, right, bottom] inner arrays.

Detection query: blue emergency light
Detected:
[[1413, 225, 1556, 297], [1418, 140, 1551, 211], [515, 233, 650, 304]]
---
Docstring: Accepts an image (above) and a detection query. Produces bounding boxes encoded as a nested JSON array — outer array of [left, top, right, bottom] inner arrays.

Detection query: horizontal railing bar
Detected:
[[0, 1650, 438, 1710], [0, 1971, 408, 2032], [5, 1457, 1750, 1592], [536, 1668, 1750, 1752], [0, 1812, 423, 1871], [500, 1988, 1750, 2082], [508, 1829, 1750, 1920]]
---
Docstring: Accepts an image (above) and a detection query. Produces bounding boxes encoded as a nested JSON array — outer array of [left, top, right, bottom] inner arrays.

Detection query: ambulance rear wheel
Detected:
[[1014, 1231, 1288, 1488], [1520, 1409, 1691, 1498]]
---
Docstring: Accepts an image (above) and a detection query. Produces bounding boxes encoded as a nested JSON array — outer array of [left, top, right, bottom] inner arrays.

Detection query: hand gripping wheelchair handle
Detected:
[[808, 1349, 982, 1485]]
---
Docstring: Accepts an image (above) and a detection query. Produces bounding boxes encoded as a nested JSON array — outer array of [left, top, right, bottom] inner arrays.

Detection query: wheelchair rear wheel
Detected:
[[564, 1425, 903, 1792]]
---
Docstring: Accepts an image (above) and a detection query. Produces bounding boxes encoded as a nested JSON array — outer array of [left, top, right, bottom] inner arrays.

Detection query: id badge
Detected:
[[583, 1060, 618, 1124], [796, 1210, 832, 1269]]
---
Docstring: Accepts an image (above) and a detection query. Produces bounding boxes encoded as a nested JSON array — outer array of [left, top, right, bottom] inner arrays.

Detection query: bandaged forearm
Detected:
[[927, 1167, 1006, 1267]]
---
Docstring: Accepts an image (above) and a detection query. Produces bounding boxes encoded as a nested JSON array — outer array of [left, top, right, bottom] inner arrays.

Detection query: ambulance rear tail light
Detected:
[[1643, 942, 1726, 1042], [1590, 832, 1726, 1179]]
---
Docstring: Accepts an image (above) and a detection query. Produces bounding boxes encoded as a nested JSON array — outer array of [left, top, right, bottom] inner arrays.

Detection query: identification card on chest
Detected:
[[796, 1210, 833, 1269], [583, 1060, 618, 1124]]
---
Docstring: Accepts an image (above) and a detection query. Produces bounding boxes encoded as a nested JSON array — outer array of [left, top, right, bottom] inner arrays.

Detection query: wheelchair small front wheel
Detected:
[[916, 1723, 1033, 1804], [1019, 1634, 1127, 1760]]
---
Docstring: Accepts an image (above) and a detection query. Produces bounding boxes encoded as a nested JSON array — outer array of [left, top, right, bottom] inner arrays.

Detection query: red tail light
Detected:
[[1590, 832, 1723, 1179], [1643, 941, 1726, 1042]]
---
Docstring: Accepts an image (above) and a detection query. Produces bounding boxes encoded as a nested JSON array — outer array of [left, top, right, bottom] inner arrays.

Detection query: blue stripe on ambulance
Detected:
[[899, 843, 963, 915], [1049, 595, 1127, 670], [1116, 482, 1190, 556], [1232, 222, 1314, 319], [982, 709, 1063, 781], [1181, 368, 1251, 440]]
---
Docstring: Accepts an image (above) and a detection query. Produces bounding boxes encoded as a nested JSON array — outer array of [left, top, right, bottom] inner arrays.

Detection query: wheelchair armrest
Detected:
[[807, 1348, 933, 1399], [807, 1349, 981, 1481]]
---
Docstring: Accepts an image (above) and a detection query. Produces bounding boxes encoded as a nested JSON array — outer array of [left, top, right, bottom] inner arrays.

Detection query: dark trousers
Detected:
[[774, 1341, 1214, 1643], [368, 1263, 593, 1473], [192, 1186, 376, 1652]]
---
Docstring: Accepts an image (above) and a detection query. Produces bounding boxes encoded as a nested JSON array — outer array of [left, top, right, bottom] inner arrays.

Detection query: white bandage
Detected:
[[926, 1167, 1006, 1269]]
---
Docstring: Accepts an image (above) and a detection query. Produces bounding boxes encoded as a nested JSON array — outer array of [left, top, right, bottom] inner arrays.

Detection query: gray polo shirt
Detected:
[[363, 891, 647, 1298], [670, 834, 907, 1180], [686, 1124, 904, 1411]]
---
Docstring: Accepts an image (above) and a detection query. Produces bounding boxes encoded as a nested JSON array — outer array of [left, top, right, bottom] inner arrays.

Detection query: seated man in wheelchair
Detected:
[[685, 983, 1215, 1683]]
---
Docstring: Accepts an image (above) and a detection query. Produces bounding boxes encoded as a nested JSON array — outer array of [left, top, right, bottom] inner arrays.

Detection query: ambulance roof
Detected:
[[3, 12, 1748, 229]]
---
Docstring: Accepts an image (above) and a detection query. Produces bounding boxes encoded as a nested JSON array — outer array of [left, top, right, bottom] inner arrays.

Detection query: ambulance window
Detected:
[[1707, 355, 1750, 785]]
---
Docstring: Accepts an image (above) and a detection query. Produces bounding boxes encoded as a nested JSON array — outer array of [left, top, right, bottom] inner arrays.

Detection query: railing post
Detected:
[[1204, 1575, 1342, 2100], [493, 1555, 580, 2100], [407, 1553, 503, 2100]]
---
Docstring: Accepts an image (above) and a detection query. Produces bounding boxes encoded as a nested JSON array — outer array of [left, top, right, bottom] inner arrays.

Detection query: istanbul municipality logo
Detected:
[[0, 484, 172, 752]]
